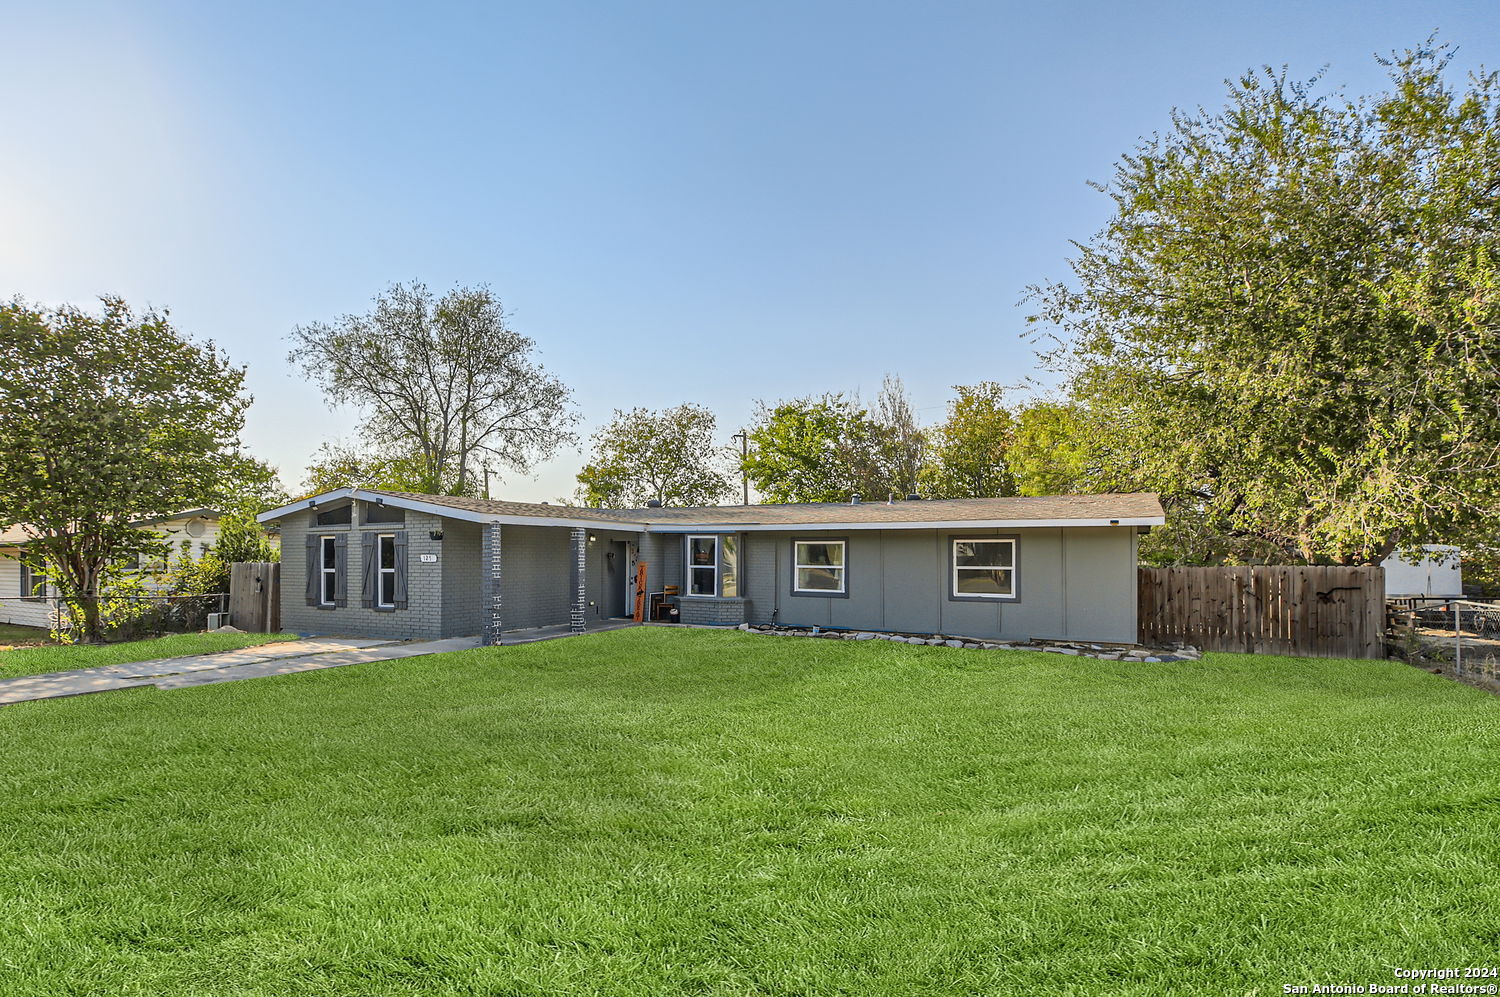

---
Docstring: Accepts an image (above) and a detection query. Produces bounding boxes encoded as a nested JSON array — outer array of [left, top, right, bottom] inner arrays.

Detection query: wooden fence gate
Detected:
[[1137, 565, 1385, 659], [228, 561, 281, 634]]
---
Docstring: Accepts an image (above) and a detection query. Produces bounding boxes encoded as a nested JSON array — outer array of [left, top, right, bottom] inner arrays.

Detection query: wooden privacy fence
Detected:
[[228, 561, 281, 634], [1138, 565, 1385, 659]]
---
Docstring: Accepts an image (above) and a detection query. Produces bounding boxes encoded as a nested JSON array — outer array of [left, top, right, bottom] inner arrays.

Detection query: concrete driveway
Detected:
[[0, 636, 482, 706]]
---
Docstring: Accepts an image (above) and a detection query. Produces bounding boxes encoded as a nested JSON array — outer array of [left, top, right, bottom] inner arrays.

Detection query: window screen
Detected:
[[952, 539, 1015, 597]]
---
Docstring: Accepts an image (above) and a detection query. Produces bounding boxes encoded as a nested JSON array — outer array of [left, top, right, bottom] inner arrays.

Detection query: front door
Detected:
[[605, 541, 629, 617]]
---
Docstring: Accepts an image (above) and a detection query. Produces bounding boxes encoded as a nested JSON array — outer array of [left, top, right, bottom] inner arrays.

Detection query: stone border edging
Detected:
[[733, 623, 1201, 662]]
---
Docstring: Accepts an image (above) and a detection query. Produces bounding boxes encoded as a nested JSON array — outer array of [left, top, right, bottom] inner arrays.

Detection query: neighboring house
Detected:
[[0, 510, 223, 628], [257, 489, 1166, 645], [1383, 545, 1463, 598]]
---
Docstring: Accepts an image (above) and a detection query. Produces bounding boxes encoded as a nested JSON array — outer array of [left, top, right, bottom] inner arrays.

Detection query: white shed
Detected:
[[1383, 545, 1463, 598]]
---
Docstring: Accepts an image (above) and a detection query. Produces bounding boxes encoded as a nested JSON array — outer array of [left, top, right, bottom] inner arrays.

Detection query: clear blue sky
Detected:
[[4, 1, 1497, 502]]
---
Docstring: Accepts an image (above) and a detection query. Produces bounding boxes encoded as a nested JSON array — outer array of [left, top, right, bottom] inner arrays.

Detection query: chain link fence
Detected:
[[1390, 598, 1500, 683], [1451, 600, 1500, 681], [43, 593, 229, 642]]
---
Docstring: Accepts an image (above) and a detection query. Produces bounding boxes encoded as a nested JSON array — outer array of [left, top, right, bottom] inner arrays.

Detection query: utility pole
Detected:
[[483, 468, 491, 500], [731, 430, 749, 505]]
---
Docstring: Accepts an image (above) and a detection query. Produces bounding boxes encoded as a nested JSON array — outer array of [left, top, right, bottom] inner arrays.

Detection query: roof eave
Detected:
[[256, 488, 651, 531], [644, 516, 1167, 533]]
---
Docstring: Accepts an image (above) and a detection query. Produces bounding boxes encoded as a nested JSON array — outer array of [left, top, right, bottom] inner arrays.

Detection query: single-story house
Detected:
[[257, 489, 1165, 645], [0, 510, 223, 629]]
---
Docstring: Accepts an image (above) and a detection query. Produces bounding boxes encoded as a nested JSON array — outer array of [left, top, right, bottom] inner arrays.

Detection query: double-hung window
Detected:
[[793, 540, 846, 594], [320, 535, 338, 606], [688, 535, 719, 596], [685, 535, 739, 597], [377, 534, 397, 608], [19, 562, 46, 600], [952, 538, 1016, 599]]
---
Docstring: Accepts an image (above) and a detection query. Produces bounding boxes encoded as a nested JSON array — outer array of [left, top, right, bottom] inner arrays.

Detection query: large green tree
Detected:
[[919, 382, 1017, 498], [575, 404, 735, 507], [290, 282, 577, 496], [1009, 399, 1093, 497], [741, 395, 882, 504], [1029, 41, 1500, 565], [0, 297, 254, 641]]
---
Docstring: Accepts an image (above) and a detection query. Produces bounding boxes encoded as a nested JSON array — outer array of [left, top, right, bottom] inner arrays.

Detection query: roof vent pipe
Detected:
[[850, 493, 861, 505], [646, 499, 663, 508]]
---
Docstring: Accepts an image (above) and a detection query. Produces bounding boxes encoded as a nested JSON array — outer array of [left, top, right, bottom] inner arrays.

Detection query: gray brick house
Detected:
[[257, 489, 1166, 645]]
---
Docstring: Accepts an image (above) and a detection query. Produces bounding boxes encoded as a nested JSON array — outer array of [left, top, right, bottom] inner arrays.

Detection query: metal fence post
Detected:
[[1454, 599, 1463, 676]]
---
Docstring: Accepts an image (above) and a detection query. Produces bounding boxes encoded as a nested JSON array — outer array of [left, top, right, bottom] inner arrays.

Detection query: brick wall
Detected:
[[498, 525, 572, 630], [678, 596, 748, 626], [280, 502, 446, 640], [744, 534, 778, 624], [441, 518, 483, 638]]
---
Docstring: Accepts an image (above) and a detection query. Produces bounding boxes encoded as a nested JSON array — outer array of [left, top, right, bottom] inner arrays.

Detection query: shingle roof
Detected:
[[366, 491, 646, 523], [363, 489, 1164, 529]]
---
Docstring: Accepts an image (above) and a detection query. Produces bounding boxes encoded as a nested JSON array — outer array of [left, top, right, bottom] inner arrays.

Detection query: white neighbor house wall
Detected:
[[0, 555, 58, 629], [0, 512, 222, 629], [1383, 545, 1463, 597]]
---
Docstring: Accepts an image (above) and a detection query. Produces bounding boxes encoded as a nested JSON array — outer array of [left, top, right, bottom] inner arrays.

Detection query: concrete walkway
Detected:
[[0, 636, 481, 706], [499, 619, 639, 644]]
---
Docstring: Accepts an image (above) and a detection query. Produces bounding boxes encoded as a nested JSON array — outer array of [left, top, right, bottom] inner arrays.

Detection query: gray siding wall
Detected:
[[582, 529, 648, 621], [634, 532, 681, 596], [499, 525, 572, 630], [280, 503, 446, 640], [440, 518, 483, 637], [735, 526, 1138, 643]]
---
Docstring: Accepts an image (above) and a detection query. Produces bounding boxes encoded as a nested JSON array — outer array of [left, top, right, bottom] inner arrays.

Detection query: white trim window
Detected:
[[320, 535, 338, 606], [793, 540, 846, 594], [19, 562, 47, 601], [377, 534, 397, 608], [687, 535, 718, 596], [952, 538, 1016, 598]]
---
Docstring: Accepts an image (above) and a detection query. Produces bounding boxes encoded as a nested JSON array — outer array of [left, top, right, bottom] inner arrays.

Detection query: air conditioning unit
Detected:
[[207, 612, 229, 630]]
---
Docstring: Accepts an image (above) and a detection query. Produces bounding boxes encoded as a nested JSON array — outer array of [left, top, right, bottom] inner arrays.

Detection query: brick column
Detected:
[[482, 523, 503, 645], [570, 527, 587, 633]]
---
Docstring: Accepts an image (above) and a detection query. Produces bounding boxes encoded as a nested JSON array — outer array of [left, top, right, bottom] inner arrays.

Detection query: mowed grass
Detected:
[[0, 621, 50, 646], [0, 631, 297, 681], [1, 628, 1497, 996]]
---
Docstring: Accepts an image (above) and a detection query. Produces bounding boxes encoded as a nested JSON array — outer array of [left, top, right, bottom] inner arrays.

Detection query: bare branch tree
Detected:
[[289, 283, 577, 495]]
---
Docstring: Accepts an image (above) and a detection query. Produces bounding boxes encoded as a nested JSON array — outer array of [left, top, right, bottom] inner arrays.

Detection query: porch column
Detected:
[[482, 522, 503, 646], [569, 527, 587, 632]]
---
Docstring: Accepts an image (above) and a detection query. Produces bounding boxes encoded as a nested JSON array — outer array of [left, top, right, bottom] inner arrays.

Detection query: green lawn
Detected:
[[0, 621, 51, 645], [0, 631, 297, 681], [1, 628, 1496, 995]]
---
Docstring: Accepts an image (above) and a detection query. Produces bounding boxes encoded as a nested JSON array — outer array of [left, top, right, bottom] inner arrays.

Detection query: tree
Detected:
[[0, 297, 253, 641], [163, 457, 286, 597], [742, 395, 882, 504], [1028, 40, 1500, 565], [574, 404, 735, 507], [919, 382, 1017, 498], [300, 441, 434, 495], [289, 282, 577, 496], [1009, 399, 1092, 497], [870, 374, 927, 498]]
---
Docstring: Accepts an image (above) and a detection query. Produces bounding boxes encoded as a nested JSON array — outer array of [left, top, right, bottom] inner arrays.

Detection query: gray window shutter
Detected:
[[360, 532, 376, 609], [393, 531, 409, 609], [305, 535, 319, 606], [334, 534, 349, 608]]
